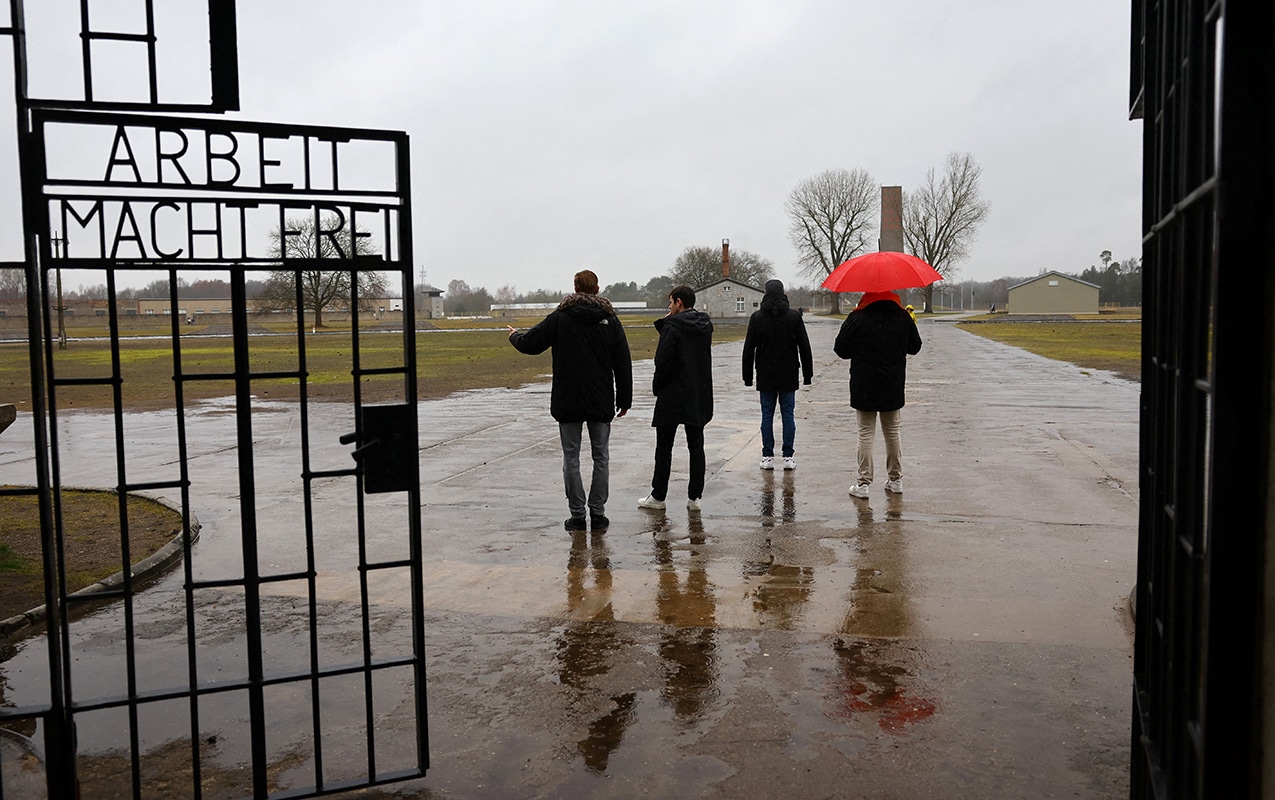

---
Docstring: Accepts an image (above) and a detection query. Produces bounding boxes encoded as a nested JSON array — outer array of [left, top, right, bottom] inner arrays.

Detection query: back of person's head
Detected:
[[670, 285, 696, 309], [765, 279, 785, 295], [574, 270, 599, 295]]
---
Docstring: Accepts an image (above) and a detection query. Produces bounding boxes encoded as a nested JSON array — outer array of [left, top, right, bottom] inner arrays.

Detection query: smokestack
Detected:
[[879, 186, 903, 252], [722, 238, 730, 279]]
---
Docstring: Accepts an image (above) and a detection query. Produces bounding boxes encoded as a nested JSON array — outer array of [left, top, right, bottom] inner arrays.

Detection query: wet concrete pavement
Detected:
[[0, 315, 1138, 798]]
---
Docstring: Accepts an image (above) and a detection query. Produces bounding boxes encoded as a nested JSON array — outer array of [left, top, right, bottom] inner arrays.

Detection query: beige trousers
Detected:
[[855, 409, 902, 485]]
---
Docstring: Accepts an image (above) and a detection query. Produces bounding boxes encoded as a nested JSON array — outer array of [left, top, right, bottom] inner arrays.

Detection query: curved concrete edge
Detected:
[[0, 494, 200, 641]]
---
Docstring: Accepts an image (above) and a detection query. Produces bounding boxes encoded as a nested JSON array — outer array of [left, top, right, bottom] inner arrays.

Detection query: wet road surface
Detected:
[[0, 315, 1138, 798]]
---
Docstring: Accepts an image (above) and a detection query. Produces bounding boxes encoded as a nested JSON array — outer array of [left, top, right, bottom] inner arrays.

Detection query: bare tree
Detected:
[[0, 267, 25, 301], [786, 168, 878, 314], [256, 213, 389, 327], [670, 245, 774, 289], [642, 274, 675, 307], [902, 152, 990, 313], [444, 279, 494, 315]]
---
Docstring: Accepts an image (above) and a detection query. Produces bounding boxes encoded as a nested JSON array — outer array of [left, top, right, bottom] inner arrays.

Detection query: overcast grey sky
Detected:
[[3, 1, 1142, 295]]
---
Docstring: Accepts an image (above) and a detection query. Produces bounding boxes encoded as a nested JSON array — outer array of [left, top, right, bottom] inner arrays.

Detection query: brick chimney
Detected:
[[879, 186, 903, 252], [722, 238, 730, 279]]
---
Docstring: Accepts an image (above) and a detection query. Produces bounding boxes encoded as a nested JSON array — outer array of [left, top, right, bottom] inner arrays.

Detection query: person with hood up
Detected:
[[638, 285, 714, 512], [833, 290, 922, 499], [508, 270, 633, 532], [742, 279, 814, 470]]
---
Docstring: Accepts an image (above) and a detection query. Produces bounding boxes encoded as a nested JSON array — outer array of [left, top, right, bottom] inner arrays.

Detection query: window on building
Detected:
[[736, 297, 745, 311]]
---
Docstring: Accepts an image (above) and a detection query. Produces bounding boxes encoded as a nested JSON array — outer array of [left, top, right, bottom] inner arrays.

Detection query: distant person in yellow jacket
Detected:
[[905, 304, 917, 322]]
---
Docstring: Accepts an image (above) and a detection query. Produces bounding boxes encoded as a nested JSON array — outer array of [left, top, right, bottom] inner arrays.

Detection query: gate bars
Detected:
[[0, 2, 429, 797], [1130, 1, 1275, 797]]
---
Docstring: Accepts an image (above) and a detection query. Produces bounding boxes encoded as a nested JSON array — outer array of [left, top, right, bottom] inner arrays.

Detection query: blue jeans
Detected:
[[759, 390, 796, 458], [559, 421, 611, 517]]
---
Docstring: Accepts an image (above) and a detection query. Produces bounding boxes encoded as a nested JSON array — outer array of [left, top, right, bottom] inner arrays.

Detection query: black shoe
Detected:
[[564, 516, 587, 531], [590, 514, 610, 531]]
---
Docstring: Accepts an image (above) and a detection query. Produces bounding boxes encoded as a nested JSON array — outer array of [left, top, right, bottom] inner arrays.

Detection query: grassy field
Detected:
[[0, 488, 181, 621], [0, 314, 744, 411], [957, 319, 1141, 381]]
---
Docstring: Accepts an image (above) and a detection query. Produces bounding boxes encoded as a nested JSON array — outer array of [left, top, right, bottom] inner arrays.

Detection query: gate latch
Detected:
[[339, 403, 417, 494]]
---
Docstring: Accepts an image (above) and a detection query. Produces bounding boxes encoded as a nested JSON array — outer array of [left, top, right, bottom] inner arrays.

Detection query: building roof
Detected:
[[490, 303, 557, 310], [694, 277, 764, 293], [1007, 271, 1101, 291]]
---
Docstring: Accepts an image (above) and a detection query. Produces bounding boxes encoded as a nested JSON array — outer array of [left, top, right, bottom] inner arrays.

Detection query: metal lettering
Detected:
[[206, 130, 242, 186], [109, 202, 146, 259], [105, 126, 144, 183], [259, 134, 295, 190], [188, 201, 224, 259], [317, 206, 347, 257], [155, 128, 193, 185], [148, 202, 184, 259], [60, 199, 106, 255]]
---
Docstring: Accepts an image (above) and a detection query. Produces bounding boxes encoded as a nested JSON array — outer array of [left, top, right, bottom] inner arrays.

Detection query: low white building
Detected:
[[1006, 271, 1100, 315], [489, 301, 648, 317], [695, 278, 764, 319]]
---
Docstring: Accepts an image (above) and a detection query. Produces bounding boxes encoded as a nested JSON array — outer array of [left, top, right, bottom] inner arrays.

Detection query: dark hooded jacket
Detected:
[[833, 299, 922, 411], [651, 308, 714, 427], [509, 293, 633, 422], [742, 290, 814, 392]]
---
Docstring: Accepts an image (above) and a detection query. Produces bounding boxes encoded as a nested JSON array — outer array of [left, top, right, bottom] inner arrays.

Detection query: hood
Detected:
[[558, 292, 615, 321], [854, 291, 903, 311], [760, 291, 790, 316], [656, 308, 714, 335]]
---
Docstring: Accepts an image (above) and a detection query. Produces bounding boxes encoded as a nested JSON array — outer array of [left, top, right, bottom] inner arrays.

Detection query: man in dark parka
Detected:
[[833, 291, 922, 499], [742, 279, 814, 470], [639, 285, 714, 511], [509, 270, 633, 531]]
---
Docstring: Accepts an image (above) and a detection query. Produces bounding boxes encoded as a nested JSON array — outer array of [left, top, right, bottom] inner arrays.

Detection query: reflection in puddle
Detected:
[[577, 692, 638, 773], [757, 471, 796, 527], [749, 564, 815, 630], [556, 532, 637, 773], [654, 516, 719, 726], [741, 532, 815, 631], [823, 637, 936, 735]]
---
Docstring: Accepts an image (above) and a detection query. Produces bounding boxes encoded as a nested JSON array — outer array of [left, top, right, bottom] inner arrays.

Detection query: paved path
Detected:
[[0, 315, 1139, 798], [397, 315, 1138, 799]]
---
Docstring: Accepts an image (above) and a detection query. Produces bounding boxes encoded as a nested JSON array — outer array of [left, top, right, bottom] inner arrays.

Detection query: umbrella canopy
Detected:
[[822, 251, 944, 293]]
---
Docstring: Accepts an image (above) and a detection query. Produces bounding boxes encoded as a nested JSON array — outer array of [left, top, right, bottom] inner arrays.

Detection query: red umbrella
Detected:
[[821, 251, 943, 293]]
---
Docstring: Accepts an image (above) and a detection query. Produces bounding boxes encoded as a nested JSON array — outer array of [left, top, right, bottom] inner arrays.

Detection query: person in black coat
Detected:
[[833, 291, 923, 499], [742, 279, 814, 470], [509, 270, 633, 531], [639, 285, 714, 511]]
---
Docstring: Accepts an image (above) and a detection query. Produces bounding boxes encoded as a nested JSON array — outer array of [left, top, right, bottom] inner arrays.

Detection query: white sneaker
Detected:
[[759, 456, 774, 470], [687, 498, 702, 511], [849, 483, 871, 499], [782, 457, 796, 470], [638, 493, 666, 510], [885, 478, 903, 494]]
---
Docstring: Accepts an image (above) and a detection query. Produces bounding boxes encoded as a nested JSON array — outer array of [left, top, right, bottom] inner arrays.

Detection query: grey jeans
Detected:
[[560, 420, 611, 517]]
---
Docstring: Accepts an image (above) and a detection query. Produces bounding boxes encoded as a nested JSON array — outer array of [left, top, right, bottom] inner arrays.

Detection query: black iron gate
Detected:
[[1130, 1, 1275, 797], [0, 3, 428, 797]]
